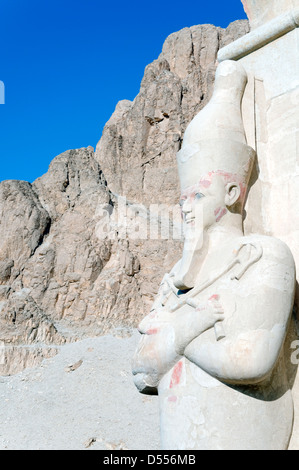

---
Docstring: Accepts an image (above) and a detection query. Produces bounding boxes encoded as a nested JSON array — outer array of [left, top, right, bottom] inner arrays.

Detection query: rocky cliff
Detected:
[[0, 20, 249, 374]]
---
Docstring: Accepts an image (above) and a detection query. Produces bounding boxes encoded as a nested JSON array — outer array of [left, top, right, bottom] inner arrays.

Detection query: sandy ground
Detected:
[[0, 330, 160, 450]]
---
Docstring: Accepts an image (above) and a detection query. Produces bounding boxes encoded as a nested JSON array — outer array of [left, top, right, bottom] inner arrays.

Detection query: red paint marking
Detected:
[[215, 207, 226, 222], [146, 328, 158, 335], [216, 208, 227, 222], [170, 361, 183, 388], [168, 396, 177, 403], [209, 294, 219, 301], [196, 305, 205, 311], [239, 182, 247, 202], [199, 179, 211, 188]]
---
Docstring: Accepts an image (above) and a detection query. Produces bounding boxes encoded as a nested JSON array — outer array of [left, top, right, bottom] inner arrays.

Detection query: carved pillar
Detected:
[[218, 1, 299, 283], [218, 0, 299, 449]]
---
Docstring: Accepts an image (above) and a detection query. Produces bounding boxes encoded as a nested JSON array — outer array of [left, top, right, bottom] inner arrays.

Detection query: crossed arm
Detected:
[[133, 288, 294, 394], [132, 296, 224, 394], [132, 247, 295, 393]]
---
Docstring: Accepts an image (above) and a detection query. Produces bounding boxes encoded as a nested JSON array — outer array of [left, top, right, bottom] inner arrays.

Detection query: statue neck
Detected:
[[174, 212, 244, 290], [205, 212, 244, 252], [190, 213, 244, 287]]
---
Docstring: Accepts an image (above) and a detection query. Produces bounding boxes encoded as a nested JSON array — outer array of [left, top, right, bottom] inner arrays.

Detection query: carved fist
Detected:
[[186, 294, 224, 336]]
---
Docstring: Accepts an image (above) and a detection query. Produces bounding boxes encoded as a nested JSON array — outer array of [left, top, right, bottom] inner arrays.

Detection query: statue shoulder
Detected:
[[210, 234, 296, 285], [241, 234, 295, 268], [233, 234, 296, 296]]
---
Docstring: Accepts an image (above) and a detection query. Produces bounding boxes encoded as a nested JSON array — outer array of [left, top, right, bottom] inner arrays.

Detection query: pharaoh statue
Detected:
[[132, 60, 296, 450]]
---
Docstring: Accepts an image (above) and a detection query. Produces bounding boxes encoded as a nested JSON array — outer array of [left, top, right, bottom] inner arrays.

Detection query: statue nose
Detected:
[[182, 201, 192, 213]]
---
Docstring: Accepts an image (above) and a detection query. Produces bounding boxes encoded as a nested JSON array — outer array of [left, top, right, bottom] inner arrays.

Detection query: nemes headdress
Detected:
[[176, 60, 256, 192]]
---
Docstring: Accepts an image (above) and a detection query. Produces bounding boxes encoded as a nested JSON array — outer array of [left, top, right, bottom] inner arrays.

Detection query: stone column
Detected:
[[218, 0, 299, 449]]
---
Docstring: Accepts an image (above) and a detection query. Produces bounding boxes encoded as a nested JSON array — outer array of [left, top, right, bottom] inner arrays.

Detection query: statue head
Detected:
[[177, 60, 255, 226], [179, 167, 248, 233], [174, 60, 256, 290]]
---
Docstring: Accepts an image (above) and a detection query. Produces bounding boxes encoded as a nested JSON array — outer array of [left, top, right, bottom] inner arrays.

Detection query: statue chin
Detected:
[[173, 273, 194, 291], [132, 372, 158, 395], [173, 245, 202, 290]]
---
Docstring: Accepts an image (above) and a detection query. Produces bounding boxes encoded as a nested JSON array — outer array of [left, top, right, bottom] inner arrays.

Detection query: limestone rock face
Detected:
[[0, 180, 50, 276], [0, 20, 249, 374], [95, 21, 250, 206]]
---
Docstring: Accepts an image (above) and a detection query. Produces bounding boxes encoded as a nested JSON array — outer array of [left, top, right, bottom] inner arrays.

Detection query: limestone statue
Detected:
[[132, 60, 296, 450]]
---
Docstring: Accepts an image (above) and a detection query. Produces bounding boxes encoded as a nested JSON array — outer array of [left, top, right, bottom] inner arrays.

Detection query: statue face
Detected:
[[179, 174, 228, 233], [174, 173, 240, 290]]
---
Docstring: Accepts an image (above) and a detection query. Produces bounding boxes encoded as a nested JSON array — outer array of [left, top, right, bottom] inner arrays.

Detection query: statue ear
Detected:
[[224, 183, 241, 207]]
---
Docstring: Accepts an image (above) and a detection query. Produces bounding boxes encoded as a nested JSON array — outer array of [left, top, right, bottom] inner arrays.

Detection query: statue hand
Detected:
[[172, 295, 224, 354], [186, 294, 224, 335]]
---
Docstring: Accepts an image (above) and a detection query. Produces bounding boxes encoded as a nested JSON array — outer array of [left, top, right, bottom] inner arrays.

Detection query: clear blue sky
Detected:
[[0, 0, 247, 183]]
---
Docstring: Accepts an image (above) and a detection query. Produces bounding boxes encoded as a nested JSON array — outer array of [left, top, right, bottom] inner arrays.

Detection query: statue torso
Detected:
[[141, 234, 295, 450]]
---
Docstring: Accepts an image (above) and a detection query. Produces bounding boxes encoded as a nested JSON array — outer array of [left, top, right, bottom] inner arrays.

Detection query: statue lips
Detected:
[[185, 217, 195, 224]]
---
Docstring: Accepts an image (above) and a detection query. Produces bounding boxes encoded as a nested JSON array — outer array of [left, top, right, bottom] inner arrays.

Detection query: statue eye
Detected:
[[179, 198, 186, 207], [195, 193, 205, 200]]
